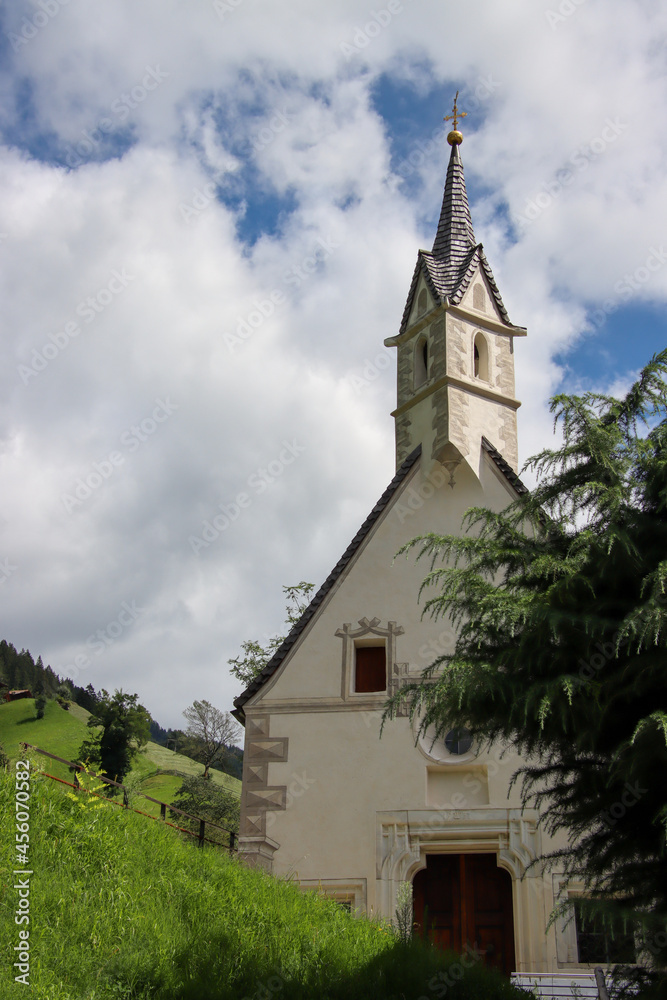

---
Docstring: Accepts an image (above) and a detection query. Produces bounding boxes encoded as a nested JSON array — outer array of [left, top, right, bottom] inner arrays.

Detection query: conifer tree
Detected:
[[390, 352, 667, 996]]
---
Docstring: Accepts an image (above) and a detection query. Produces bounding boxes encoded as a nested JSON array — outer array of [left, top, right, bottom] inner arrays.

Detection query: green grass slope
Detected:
[[0, 768, 525, 1000], [0, 698, 90, 780], [0, 700, 241, 815], [141, 741, 241, 797]]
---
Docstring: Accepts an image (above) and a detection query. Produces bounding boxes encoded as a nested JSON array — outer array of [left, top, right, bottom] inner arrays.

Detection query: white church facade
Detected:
[[232, 122, 588, 977]]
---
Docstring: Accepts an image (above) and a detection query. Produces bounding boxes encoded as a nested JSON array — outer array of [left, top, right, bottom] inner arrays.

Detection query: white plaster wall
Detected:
[[241, 451, 570, 971], [262, 456, 497, 704], [459, 267, 504, 324]]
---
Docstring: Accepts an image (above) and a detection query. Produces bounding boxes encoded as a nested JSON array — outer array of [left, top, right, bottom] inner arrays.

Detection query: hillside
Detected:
[[0, 697, 241, 802], [0, 768, 524, 1000]]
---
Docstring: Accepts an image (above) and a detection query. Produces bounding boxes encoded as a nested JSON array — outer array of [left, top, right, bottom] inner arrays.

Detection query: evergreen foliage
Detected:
[[0, 639, 101, 712], [149, 717, 177, 745], [72, 682, 101, 713], [0, 640, 60, 696], [228, 581, 314, 687], [389, 352, 667, 996], [220, 742, 243, 779]]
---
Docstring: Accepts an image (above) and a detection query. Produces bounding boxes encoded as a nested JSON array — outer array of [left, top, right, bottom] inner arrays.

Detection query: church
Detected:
[[232, 111, 587, 978]]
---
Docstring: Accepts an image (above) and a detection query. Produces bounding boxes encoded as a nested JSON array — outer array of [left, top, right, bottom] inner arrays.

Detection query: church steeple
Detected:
[[385, 104, 527, 480], [431, 141, 476, 264]]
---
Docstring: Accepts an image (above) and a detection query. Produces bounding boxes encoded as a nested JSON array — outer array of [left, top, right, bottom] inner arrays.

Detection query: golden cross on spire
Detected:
[[444, 90, 467, 132]]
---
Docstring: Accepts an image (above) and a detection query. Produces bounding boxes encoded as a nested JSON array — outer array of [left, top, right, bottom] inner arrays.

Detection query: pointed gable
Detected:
[[398, 142, 514, 335], [233, 445, 423, 719]]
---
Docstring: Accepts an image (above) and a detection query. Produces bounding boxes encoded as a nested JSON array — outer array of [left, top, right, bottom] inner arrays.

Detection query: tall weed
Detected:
[[0, 769, 524, 999]]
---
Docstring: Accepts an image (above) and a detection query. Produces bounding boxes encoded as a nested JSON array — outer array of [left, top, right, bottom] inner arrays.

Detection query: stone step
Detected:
[[511, 972, 603, 999]]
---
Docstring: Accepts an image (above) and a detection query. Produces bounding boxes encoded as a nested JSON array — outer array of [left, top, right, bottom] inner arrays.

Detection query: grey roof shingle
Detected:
[[232, 141, 530, 723], [398, 142, 513, 335], [233, 438, 530, 720], [481, 436, 529, 495], [432, 142, 476, 269], [232, 445, 423, 719]]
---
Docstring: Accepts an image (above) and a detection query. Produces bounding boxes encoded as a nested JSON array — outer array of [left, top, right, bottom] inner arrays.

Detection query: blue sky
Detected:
[[0, 0, 665, 727]]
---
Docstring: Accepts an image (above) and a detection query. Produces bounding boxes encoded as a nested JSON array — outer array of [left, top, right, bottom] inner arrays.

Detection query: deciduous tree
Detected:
[[172, 774, 240, 842], [181, 700, 240, 779], [228, 581, 314, 687], [78, 689, 151, 786]]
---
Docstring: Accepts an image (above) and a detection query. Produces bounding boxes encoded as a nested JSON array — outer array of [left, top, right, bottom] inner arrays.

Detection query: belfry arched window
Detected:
[[415, 337, 428, 388], [473, 332, 489, 381]]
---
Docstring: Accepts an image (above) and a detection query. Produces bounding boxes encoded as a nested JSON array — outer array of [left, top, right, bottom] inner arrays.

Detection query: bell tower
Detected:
[[385, 98, 527, 480]]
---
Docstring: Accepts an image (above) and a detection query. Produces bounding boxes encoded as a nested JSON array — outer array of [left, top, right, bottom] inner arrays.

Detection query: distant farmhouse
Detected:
[[4, 688, 32, 702], [233, 115, 606, 978]]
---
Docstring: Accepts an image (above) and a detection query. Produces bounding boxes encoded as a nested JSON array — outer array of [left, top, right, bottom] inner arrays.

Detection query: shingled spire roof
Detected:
[[395, 136, 520, 337], [432, 141, 476, 266]]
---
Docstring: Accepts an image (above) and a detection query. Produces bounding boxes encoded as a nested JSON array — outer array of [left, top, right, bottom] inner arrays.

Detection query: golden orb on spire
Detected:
[[444, 90, 467, 145]]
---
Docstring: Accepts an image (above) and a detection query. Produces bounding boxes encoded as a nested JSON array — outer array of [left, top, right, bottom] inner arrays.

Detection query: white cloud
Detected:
[[0, 0, 665, 727]]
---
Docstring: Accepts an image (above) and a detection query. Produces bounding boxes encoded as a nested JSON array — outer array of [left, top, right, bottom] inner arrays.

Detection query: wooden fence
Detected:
[[21, 742, 237, 853]]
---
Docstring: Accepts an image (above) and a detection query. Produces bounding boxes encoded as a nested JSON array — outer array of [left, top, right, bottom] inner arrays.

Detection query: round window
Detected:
[[417, 722, 476, 763], [444, 727, 473, 755]]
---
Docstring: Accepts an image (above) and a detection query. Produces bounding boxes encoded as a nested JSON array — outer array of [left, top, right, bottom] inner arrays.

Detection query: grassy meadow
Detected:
[[0, 697, 240, 797], [0, 764, 526, 1000]]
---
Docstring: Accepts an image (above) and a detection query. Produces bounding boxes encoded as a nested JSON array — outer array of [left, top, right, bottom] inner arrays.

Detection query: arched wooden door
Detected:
[[412, 853, 516, 977]]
